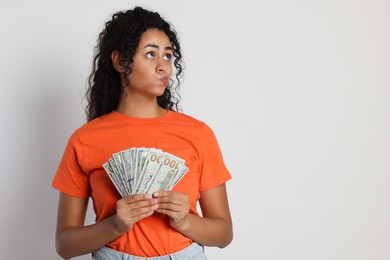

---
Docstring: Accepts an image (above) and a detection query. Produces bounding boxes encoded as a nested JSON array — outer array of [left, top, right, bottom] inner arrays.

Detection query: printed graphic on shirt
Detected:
[[103, 147, 188, 196]]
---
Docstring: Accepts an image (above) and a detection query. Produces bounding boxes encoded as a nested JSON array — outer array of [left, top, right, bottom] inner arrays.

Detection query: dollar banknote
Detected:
[[103, 147, 188, 197], [103, 162, 126, 197], [136, 149, 164, 194], [147, 153, 187, 194]]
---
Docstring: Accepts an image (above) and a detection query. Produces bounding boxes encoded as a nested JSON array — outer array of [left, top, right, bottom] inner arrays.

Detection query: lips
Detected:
[[160, 77, 170, 85]]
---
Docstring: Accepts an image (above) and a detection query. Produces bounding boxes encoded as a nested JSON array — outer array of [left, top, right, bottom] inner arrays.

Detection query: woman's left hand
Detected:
[[153, 191, 190, 230]]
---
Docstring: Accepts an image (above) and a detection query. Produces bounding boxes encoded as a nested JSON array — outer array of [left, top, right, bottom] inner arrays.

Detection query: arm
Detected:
[[55, 192, 158, 259], [154, 183, 233, 248]]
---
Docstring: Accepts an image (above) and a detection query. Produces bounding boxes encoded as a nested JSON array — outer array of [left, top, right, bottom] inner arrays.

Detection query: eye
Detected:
[[146, 52, 155, 59], [163, 53, 173, 61]]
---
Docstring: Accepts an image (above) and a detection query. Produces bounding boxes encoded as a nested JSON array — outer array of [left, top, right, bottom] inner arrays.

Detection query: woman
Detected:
[[53, 6, 232, 259]]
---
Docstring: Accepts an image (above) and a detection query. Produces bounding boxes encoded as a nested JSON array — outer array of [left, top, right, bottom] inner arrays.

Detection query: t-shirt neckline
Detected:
[[110, 110, 174, 123]]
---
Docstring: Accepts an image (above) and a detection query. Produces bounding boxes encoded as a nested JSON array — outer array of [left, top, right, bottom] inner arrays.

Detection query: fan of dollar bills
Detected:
[[103, 147, 188, 197]]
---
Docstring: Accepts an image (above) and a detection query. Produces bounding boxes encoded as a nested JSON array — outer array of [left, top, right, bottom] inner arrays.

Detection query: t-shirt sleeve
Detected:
[[198, 124, 231, 191], [52, 131, 91, 198]]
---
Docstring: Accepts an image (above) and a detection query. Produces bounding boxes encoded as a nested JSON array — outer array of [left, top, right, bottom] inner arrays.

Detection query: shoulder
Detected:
[[71, 112, 117, 141], [168, 111, 217, 136], [169, 111, 208, 128], [78, 112, 117, 130]]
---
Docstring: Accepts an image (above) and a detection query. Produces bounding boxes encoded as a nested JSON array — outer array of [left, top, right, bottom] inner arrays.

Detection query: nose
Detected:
[[157, 66, 165, 73], [157, 61, 166, 73], [156, 57, 170, 74]]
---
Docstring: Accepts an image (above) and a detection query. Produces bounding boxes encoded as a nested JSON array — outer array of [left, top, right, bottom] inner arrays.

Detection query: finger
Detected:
[[123, 193, 153, 204], [152, 191, 170, 198], [156, 195, 188, 206], [117, 198, 157, 213], [130, 209, 155, 222], [156, 197, 182, 205], [128, 198, 158, 210], [154, 209, 176, 218], [155, 202, 181, 212], [154, 208, 175, 216], [129, 204, 159, 217], [153, 191, 187, 199]]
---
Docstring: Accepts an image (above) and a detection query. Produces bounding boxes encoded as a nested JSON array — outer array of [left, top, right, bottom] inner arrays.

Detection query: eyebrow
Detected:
[[143, 43, 173, 51]]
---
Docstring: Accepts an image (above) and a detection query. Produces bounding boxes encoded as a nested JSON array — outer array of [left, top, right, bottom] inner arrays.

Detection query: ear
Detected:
[[111, 51, 125, 72]]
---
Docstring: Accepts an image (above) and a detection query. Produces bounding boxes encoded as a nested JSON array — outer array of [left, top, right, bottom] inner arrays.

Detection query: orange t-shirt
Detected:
[[52, 111, 231, 257]]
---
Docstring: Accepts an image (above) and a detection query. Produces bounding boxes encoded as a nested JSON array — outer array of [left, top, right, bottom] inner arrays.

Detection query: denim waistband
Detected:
[[92, 242, 206, 260]]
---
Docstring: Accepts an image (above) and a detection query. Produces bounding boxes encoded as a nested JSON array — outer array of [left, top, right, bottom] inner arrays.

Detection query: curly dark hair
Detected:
[[85, 7, 183, 122]]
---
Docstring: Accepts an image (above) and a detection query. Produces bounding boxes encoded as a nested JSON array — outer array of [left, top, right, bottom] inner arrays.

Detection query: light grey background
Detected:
[[1, 0, 389, 259]]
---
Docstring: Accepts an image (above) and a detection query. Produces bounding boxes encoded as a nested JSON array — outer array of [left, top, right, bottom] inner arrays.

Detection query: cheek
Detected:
[[167, 64, 173, 76], [128, 68, 147, 84]]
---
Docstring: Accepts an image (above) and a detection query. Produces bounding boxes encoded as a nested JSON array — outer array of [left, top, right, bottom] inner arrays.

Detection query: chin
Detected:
[[154, 87, 167, 97]]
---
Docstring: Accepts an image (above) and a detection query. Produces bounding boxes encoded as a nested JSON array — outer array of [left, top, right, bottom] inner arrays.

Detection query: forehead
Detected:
[[138, 28, 172, 48]]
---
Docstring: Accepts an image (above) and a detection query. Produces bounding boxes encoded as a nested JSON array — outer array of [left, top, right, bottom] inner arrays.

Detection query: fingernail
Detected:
[[151, 205, 158, 210]]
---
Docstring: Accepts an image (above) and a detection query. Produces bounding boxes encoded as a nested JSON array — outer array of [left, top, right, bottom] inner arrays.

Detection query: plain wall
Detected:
[[1, 0, 389, 259]]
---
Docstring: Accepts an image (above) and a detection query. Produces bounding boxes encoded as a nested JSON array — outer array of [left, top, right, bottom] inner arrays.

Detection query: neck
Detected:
[[116, 95, 166, 118]]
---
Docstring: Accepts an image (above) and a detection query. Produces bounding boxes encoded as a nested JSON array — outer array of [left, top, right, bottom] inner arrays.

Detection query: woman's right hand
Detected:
[[114, 193, 158, 233]]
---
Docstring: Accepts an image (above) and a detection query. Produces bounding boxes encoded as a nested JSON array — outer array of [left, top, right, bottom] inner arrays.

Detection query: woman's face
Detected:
[[126, 28, 173, 98]]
